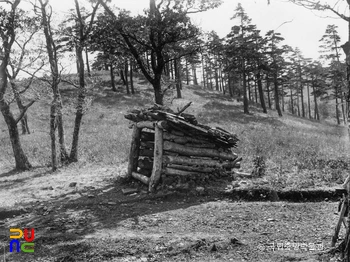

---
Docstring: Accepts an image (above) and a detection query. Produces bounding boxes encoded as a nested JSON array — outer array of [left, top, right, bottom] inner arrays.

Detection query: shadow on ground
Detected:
[[1, 177, 227, 262]]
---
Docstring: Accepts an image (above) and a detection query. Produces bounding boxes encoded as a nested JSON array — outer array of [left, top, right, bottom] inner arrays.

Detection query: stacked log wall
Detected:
[[127, 120, 241, 191]]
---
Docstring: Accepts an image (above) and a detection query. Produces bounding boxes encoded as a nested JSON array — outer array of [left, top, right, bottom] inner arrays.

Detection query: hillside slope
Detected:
[[0, 72, 349, 190]]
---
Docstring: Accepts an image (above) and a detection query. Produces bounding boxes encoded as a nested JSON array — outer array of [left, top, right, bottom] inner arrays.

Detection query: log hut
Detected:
[[125, 104, 242, 192]]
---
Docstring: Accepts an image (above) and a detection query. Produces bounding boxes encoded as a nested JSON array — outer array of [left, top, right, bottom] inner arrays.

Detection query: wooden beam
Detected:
[[163, 141, 237, 160], [136, 121, 155, 129], [139, 149, 154, 157], [149, 122, 164, 192], [163, 167, 203, 176], [131, 172, 150, 185], [167, 164, 218, 173], [163, 155, 241, 169], [127, 125, 141, 178]]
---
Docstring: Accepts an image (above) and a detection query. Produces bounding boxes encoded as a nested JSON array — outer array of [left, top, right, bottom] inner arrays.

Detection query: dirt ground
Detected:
[[0, 163, 345, 262]]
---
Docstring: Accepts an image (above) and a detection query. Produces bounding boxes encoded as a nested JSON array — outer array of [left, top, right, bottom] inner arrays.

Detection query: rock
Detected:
[[230, 238, 244, 245], [182, 183, 190, 189], [210, 244, 217, 252], [140, 258, 148, 262], [269, 190, 279, 202], [196, 186, 205, 195], [107, 202, 117, 205], [122, 188, 138, 195], [69, 182, 77, 187], [87, 194, 95, 198]]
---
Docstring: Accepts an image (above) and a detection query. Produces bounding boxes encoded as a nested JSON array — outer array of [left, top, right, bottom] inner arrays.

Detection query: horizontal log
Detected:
[[171, 130, 184, 137], [139, 149, 154, 157], [233, 171, 252, 179], [186, 143, 216, 149], [140, 141, 154, 148], [163, 141, 237, 160], [136, 121, 155, 129], [131, 172, 150, 185], [164, 132, 210, 144], [163, 167, 204, 176], [163, 155, 239, 169], [163, 155, 223, 167], [167, 164, 219, 173]]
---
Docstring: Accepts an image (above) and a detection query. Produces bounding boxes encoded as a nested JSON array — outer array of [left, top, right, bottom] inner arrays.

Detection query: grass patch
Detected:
[[1, 72, 349, 190]]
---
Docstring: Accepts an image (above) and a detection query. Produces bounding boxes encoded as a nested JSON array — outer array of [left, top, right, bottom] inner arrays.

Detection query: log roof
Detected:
[[125, 104, 239, 148]]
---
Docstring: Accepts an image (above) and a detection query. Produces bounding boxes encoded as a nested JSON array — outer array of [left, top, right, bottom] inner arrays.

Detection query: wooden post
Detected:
[[127, 125, 141, 178], [332, 194, 348, 247], [343, 175, 350, 260], [149, 121, 164, 192]]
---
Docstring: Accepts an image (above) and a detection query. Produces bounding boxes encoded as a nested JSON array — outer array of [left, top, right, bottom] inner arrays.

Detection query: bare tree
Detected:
[[98, 0, 222, 105], [0, 0, 35, 170], [36, 0, 69, 170]]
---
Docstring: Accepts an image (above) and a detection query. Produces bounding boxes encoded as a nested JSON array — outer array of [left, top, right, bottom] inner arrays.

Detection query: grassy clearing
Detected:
[[0, 71, 349, 190]]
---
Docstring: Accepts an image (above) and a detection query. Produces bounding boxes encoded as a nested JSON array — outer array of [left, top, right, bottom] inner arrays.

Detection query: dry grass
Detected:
[[1, 72, 349, 190]]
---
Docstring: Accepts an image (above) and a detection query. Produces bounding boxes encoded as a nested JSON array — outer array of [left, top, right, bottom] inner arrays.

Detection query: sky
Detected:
[[33, 0, 350, 62]]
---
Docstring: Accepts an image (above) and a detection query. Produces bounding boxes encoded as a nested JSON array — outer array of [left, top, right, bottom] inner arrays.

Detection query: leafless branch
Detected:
[[15, 100, 36, 124], [60, 78, 79, 89], [176, 101, 192, 114]]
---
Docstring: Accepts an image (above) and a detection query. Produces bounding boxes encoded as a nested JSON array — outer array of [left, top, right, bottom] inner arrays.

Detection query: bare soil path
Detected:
[[0, 164, 344, 262]]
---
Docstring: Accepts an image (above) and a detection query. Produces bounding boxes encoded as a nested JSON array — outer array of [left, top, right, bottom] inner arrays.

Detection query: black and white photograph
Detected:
[[1, 0, 350, 261]]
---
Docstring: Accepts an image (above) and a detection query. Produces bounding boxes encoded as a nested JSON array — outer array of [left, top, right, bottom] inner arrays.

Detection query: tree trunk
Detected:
[[266, 74, 272, 109], [0, 103, 32, 170], [130, 58, 135, 94], [297, 91, 300, 117], [175, 58, 182, 99], [313, 85, 319, 120], [110, 64, 117, 92], [125, 60, 130, 95], [344, 5, 350, 260], [85, 47, 91, 77], [242, 69, 249, 114], [201, 54, 206, 88], [254, 78, 258, 104], [281, 84, 285, 112], [273, 71, 282, 117], [257, 70, 267, 113], [192, 64, 198, 85], [170, 59, 174, 79], [215, 68, 219, 91], [10, 81, 30, 134], [291, 89, 294, 115], [300, 72, 305, 118], [342, 94, 346, 125], [220, 69, 225, 94], [247, 76, 251, 101], [120, 69, 126, 85], [307, 83, 311, 119], [185, 58, 190, 85], [75, 46, 80, 74], [50, 102, 58, 171], [69, 44, 85, 162], [336, 87, 340, 125], [57, 110, 69, 162]]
